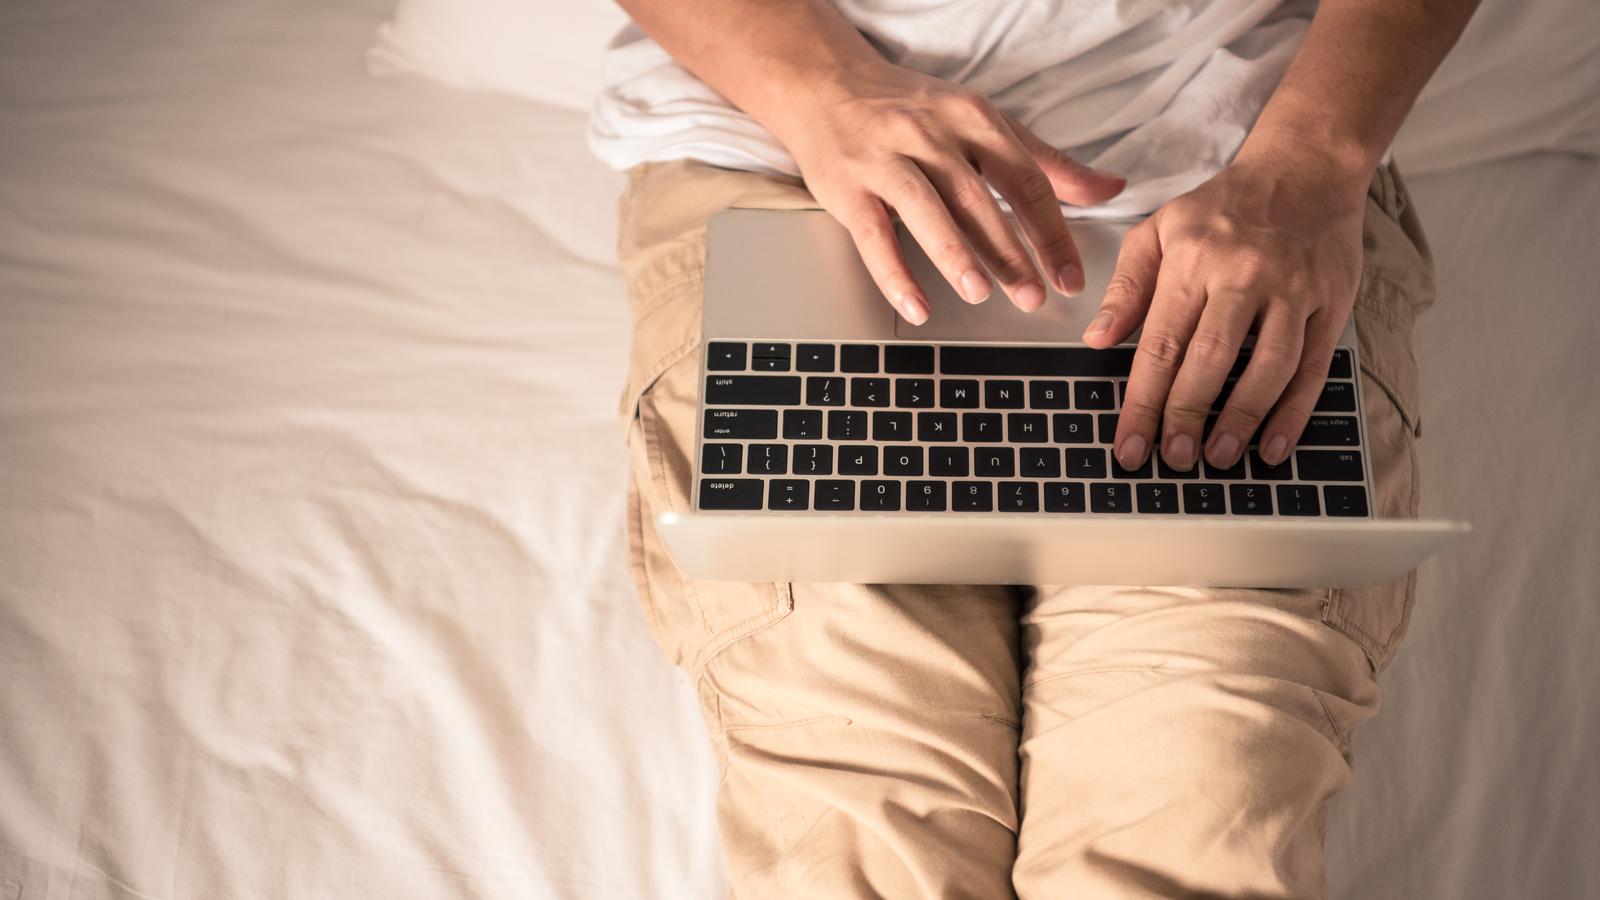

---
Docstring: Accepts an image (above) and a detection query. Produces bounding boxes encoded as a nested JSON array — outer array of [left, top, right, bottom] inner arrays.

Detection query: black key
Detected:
[[940, 379, 981, 408], [806, 376, 846, 407], [1296, 449, 1364, 482], [1276, 484, 1321, 516], [1248, 450, 1293, 481], [1097, 413, 1119, 445], [1008, 413, 1050, 443], [1228, 483, 1273, 515], [974, 447, 1016, 477], [746, 443, 788, 475], [860, 479, 902, 511], [707, 342, 746, 371], [929, 447, 970, 477], [885, 344, 935, 374], [814, 479, 855, 511], [952, 480, 994, 512], [698, 478, 763, 510], [701, 443, 742, 475], [963, 412, 1003, 441], [851, 377, 890, 407], [1076, 380, 1116, 410], [872, 410, 914, 441], [985, 380, 1026, 409], [704, 408, 777, 439], [1301, 416, 1361, 447], [941, 345, 1135, 376], [767, 479, 809, 511], [998, 481, 1040, 512], [1030, 380, 1071, 409], [1324, 485, 1370, 517], [796, 343, 835, 372], [1182, 483, 1227, 514], [840, 344, 879, 373], [705, 375, 801, 406], [1043, 481, 1087, 513], [1053, 413, 1094, 443], [1155, 451, 1198, 480], [907, 480, 948, 511], [1112, 452, 1152, 479], [782, 409, 822, 440], [827, 409, 868, 441], [1136, 483, 1180, 514], [1020, 447, 1061, 478], [839, 446, 878, 476], [1064, 448, 1108, 479], [884, 445, 925, 476], [751, 357, 790, 372], [1316, 381, 1357, 412], [793, 443, 833, 475], [1329, 348, 1353, 379], [1204, 457, 1246, 480], [918, 412, 959, 442], [1090, 483, 1132, 513], [752, 342, 790, 360], [896, 378, 935, 408], [1116, 379, 1128, 404]]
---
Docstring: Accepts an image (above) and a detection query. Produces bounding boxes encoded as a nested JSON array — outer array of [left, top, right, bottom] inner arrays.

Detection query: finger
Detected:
[[970, 139, 1084, 298], [835, 193, 931, 325], [1206, 304, 1307, 469], [1112, 264, 1206, 469], [1157, 292, 1257, 471], [921, 159, 1047, 311], [1000, 111, 1127, 207], [1257, 308, 1343, 465], [1082, 218, 1161, 348], [874, 159, 991, 308], [967, 118, 1084, 296]]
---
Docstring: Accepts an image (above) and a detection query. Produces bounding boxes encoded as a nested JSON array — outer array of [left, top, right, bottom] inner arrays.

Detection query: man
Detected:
[[590, 0, 1477, 895]]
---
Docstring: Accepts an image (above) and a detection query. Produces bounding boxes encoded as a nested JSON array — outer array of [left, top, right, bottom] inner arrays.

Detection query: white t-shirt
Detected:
[[589, 0, 1317, 218]]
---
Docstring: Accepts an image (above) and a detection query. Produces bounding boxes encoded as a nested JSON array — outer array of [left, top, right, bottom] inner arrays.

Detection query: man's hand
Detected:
[[771, 61, 1127, 325], [1082, 146, 1369, 472]]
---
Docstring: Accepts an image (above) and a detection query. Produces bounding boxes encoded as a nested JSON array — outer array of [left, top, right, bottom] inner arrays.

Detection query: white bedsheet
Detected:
[[0, 1, 1595, 898]]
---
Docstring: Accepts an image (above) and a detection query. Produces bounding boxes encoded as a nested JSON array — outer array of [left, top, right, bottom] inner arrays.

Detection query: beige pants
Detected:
[[616, 159, 1435, 899]]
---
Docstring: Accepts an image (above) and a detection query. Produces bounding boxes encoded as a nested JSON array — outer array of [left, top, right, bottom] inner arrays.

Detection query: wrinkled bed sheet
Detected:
[[0, 1, 1594, 898]]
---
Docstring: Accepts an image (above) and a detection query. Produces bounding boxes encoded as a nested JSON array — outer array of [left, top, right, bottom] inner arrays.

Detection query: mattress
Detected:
[[0, 1, 1595, 898]]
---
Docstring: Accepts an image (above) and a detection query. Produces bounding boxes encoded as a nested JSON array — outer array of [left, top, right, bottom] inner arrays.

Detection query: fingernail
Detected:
[[1209, 432, 1241, 468], [899, 292, 929, 326], [1083, 310, 1113, 340], [1054, 262, 1084, 296], [1264, 434, 1289, 464], [1117, 433, 1147, 469], [959, 269, 990, 304], [1015, 282, 1045, 312], [1166, 433, 1196, 469]]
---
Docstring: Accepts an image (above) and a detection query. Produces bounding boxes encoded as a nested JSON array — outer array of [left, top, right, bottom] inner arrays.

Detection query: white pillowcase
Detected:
[[368, 0, 1599, 175]]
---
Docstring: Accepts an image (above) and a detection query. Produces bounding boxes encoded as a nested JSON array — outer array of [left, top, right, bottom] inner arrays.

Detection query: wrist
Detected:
[[1234, 124, 1375, 210]]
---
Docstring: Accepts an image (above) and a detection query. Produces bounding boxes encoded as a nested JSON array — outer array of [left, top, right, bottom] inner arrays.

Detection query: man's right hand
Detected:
[[768, 61, 1127, 325]]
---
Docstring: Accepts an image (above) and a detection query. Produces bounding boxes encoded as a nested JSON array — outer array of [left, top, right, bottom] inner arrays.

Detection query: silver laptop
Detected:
[[658, 208, 1468, 587]]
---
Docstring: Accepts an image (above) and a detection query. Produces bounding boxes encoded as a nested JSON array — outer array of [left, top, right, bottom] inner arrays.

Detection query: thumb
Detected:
[[1083, 218, 1161, 347], [1002, 112, 1126, 206]]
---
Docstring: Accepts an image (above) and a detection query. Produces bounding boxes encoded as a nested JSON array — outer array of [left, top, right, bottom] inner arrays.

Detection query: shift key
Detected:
[[704, 408, 778, 439], [705, 375, 801, 406]]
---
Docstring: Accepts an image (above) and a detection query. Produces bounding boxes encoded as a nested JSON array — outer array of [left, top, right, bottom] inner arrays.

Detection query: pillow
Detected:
[[369, 0, 1599, 174]]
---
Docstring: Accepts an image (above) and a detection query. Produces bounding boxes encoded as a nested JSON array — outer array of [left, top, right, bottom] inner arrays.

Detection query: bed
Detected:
[[0, 0, 1595, 897]]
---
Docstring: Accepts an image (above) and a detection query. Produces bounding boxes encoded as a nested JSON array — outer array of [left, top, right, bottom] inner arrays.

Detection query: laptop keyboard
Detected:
[[695, 341, 1370, 518]]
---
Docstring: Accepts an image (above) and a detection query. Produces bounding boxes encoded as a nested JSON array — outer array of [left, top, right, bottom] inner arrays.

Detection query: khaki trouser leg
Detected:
[[615, 159, 1433, 899]]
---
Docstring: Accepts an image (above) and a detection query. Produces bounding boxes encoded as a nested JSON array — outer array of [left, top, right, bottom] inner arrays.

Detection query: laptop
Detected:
[[657, 208, 1469, 587]]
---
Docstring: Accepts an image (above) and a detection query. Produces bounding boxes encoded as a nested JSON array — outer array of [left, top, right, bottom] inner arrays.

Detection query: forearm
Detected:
[[616, 0, 882, 144], [1238, 0, 1480, 187]]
